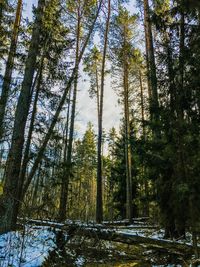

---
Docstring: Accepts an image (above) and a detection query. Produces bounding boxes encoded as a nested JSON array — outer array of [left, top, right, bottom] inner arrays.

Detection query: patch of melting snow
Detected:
[[0, 225, 56, 267], [149, 229, 165, 239], [116, 227, 196, 252], [75, 256, 85, 267], [19, 218, 65, 227], [117, 228, 147, 237]]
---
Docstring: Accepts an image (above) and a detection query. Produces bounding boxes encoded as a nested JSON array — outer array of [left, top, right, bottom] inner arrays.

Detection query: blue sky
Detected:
[[23, 0, 38, 18]]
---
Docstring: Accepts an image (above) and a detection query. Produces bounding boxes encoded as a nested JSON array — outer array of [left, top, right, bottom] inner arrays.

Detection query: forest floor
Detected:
[[0, 220, 199, 267]]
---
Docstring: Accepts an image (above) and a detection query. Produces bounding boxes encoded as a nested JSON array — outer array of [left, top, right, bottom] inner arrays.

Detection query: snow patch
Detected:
[[75, 256, 85, 267], [0, 226, 56, 267]]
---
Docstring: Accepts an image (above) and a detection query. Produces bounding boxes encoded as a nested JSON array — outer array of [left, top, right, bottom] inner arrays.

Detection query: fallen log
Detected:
[[17, 218, 65, 228], [102, 217, 150, 226], [17, 218, 109, 229], [17, 218, 197, 254], [62, 225, 195, 254], [18, 217, 156, 230], [117, 225, 158, 229]]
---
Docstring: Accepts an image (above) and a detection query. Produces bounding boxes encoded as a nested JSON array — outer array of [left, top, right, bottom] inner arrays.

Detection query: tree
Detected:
[[58, 0, 101, 222], [0, 0, 22, 140], [111, 7, 138, 222], [143, 0, 160, 136], [83, 45, 102, 121], [83, 0, 111, 223], [58, 0, 82, 222], [147, 0, 200, 238], [0, 0, 13, 64], [0, 0, 46, 233], [96, 0, 111, 223], [69, 123, 97, 221], [22, 1, 103, 207]]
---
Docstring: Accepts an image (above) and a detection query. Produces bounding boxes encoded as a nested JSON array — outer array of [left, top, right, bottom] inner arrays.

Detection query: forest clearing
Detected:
[[0, 0, 200, 266]]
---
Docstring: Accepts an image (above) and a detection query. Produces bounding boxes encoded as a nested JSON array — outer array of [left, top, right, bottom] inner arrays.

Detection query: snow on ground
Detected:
[[0, 226, 56, 267], [117, 227, 165, 239], [75, 256, 85, 267], [0, 221, 195, 267], [117, 227, 194, 246]]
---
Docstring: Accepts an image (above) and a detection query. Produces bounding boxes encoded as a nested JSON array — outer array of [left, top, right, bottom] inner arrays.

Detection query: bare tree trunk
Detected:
[[175, 10, 187, 238], [19, 56, 44, 202], [96, 0, 111, 223], [123, 57, 133, 223], [139, 70, 149, 217], [0, 0, 22, 140], [143, 0, 159, 132], [0, 0, 45, 234], [58, 6, 81, 221], [139, 70, 145, 138], [63, 87, 72, 162], [58, 87, 72, 219], [31, 163, 41, 207], [95, 63, 100, 126]]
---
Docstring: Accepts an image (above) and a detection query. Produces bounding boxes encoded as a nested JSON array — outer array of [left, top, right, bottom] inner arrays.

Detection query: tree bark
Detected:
[[96, 0, 111, 224], [0, 0, 22, 140], [63, 88, 72, 162], [174, 9, 187, 239], [139, 70, 149, 217], [143, 0, 159, 133], [0, 0, 45, 234], [19, 56, 44, 202], [58, 4, 81, 222], [123, 54, 133, 223], [31, 163, 42, 207]]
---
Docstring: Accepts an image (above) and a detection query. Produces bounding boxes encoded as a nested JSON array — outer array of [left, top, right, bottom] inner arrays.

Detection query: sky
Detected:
[[23, 0, 138, 138]]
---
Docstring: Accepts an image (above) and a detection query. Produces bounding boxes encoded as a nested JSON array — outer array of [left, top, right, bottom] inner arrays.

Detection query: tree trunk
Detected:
[[95, 62, 100, 125], [158, 20, 178, 239], [63, 88, 72, 162], [0, 0, 45, 234], [31, 163, 42, 207], [143, 0, 159, 133], [96, 0, 111, 224], [58, 6, 81, 222], [0, 0, 22, 140], [139, 70, 149, 217], [174, 9, 187, 239], [19, 56, 44, 202], [123, 55, 133, 223]]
